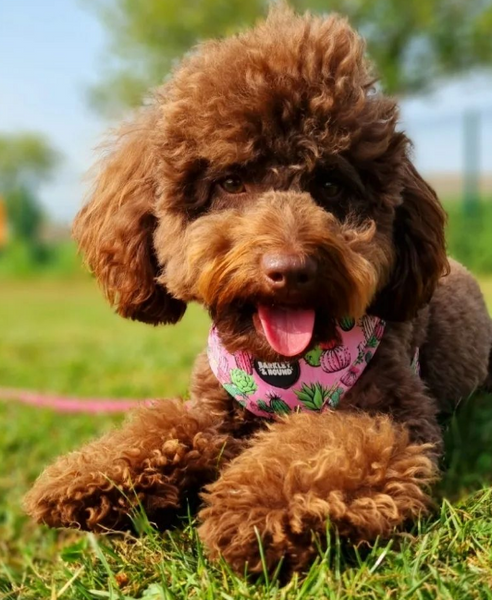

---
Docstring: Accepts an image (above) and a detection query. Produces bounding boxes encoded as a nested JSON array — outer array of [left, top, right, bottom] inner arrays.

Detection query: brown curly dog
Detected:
[[25, 6, 492, 574]]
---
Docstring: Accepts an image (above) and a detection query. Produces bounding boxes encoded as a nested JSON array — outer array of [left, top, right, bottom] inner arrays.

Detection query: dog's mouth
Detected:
[[252, 305, 316, 357], [211, 299, 338, 362]]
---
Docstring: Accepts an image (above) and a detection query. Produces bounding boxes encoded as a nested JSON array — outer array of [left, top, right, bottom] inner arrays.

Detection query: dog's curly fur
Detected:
[[25, 6, 492, 574]]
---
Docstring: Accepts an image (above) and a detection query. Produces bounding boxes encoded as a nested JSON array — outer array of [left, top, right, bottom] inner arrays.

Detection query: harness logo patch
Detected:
[[254, 360, 301, 389]]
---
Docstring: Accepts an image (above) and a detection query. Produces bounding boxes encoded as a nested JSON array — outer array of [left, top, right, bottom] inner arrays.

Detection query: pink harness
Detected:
[[208, 315, 386, 419]]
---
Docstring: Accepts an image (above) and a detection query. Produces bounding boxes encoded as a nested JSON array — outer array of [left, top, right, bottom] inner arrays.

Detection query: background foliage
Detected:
[[86, 0, 492, 114], [0, 133, 59, 260], [0, 133, 58, 191]]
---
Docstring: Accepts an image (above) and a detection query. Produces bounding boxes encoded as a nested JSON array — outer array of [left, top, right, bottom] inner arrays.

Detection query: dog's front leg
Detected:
[[24, 392, 246, 532], [198, 410, 436, 574]]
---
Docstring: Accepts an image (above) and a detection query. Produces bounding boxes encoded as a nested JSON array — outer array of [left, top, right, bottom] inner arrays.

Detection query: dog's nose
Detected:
[[261, 253, 317, 291]]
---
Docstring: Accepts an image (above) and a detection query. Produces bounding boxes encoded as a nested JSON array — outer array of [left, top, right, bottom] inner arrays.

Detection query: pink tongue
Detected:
[[257, 306, 315, 357]]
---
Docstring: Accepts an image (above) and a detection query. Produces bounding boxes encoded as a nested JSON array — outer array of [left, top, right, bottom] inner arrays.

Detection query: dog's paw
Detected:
[[198, 478, 310, 574], [23, 442, 184, 531], [24, 458, 144, 531], [198, 411, 437, 574]]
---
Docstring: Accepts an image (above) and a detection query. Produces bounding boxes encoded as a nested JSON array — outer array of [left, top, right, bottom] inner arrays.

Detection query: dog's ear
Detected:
[[370, 160, 449, 321], [73, 111, 186, 325]]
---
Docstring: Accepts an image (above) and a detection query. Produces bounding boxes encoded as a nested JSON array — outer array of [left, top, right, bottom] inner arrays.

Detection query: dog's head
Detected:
[[74, 7, 448, 361]]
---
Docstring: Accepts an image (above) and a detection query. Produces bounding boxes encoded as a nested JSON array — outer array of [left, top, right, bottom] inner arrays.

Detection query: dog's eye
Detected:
[[321, 180, 343, 199], [308, 172, 348, 211], [220, 176, 246, 194]]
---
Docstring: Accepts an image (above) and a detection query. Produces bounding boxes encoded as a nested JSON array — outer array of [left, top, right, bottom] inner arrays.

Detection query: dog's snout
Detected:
[[261, 253, 317, 291]]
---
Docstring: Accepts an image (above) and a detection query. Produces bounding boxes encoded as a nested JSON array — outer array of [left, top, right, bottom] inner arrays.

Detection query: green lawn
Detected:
[[1, 277, 492, 600]]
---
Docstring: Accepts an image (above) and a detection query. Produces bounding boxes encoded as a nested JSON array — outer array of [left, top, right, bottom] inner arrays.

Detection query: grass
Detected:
[[1, 277, 492, 600]]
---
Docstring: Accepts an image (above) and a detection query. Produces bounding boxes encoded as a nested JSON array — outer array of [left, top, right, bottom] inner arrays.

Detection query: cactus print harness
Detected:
[[207, 316, 386, 419]]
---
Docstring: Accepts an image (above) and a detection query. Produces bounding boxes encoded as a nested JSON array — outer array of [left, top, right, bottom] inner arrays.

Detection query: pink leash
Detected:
[[0, 387, 149, 414]]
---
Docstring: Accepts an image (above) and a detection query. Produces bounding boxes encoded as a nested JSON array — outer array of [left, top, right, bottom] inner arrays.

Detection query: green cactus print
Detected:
[[304, 346, 323, 367], [230, 368, 257, 395], [330, 387, 344, 407], [269, 397, 291, 415], [294, 382, 332, 411], [223, 383, 246, 399], [366, 335, 379, 348], [257, 399, 274, 413], [339, 316, 355, 331], [257, 397, 291, 415]]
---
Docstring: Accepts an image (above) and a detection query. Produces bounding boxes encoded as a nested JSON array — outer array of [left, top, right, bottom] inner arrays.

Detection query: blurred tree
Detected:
[[6, 187, 44, 243], [0, 133, 58, 191], [0, 133, 59, 247], [86, 0, 492, 114]]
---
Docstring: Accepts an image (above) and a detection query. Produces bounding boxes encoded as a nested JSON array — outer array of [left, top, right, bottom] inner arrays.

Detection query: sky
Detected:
[[0, 0, 106, 222], [1, 0, 492, 223]]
